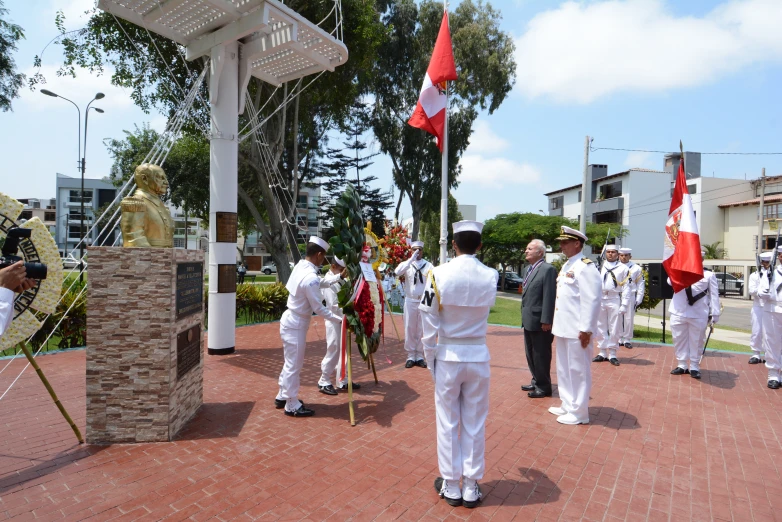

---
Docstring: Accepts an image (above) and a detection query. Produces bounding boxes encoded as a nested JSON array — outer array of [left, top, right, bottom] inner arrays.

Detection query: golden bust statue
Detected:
[[120, 164, 175, 248]]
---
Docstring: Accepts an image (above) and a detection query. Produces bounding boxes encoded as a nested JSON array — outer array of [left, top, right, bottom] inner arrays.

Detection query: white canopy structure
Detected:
[[98, 0, 349, 355]]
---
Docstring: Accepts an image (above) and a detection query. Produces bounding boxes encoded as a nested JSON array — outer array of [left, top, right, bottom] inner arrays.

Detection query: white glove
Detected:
[[619, 306, 627, 314], [711, 315, 719, 325], [635, 299, 643, 308], [410, 249, 420, 261], [758, 289, 771, 300]]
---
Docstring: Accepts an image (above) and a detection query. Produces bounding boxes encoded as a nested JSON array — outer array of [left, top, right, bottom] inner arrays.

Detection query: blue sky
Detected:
[[2, 0, 782, 224]]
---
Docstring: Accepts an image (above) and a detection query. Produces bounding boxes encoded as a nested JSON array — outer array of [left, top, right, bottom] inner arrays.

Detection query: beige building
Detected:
[[720, 176, 782, 259]]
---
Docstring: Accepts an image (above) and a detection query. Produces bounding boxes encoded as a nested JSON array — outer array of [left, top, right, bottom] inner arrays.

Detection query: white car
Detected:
[[261, 264, 277, 275]]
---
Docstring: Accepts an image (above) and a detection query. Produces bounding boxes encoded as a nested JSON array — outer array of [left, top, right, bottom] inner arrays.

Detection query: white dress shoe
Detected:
[[548, 406, 566, 416], [557, 413, 589, 425]]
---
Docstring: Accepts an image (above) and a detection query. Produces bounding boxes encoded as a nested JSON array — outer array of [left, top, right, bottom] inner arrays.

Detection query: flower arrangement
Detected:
[[383, 224, 412, 269]]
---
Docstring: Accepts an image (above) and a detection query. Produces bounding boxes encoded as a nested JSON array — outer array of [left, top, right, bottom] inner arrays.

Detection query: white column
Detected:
[[208, 41, 238, 355]]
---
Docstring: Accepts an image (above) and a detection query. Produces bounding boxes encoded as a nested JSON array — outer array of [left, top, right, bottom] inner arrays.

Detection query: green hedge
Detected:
[[205, 282, 288, 326]]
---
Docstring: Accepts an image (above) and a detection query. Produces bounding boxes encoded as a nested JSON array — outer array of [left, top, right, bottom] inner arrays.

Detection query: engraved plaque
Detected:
[[176, 262, 203, 320], [217, 264, 236, 293], [177, 324, 201, 380], [216, 212, 237, 243]]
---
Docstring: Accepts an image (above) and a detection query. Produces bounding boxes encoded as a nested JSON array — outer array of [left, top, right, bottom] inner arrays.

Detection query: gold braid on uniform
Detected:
[[427, 271, 443, 311]]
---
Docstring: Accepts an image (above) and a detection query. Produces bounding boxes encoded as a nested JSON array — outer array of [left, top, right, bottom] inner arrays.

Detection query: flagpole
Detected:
[[439, 1, 449, 266]]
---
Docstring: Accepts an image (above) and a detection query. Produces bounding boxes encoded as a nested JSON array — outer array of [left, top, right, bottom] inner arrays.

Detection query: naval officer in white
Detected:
[[275, 237, 343, 417], [550, 226, 601, 425], [748, 252, 771, 364], [758, 247, 782, 389], [420, 220, 498, 509], [618, 247, 645, 349], [396, 240, 433, 368]]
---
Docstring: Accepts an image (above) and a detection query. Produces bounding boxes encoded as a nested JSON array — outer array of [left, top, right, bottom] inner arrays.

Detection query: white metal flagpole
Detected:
[[438, 1, 449, 266]]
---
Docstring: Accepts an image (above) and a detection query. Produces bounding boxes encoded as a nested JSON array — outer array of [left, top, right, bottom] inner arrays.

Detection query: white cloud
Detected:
[[460, 154, 541, 188], [623, 151, 654, 169], [20, 64, 137, 112], [514, 0, 782, 103], [467, 120, 510, 154]]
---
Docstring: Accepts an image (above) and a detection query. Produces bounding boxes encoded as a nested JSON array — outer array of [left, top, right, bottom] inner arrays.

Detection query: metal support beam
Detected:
[[186, 8, 270, 60]]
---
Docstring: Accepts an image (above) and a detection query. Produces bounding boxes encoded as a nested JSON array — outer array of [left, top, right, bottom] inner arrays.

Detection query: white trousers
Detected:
[[403, 298, 424, 361], [670, 313, 708, 372], [762, 310, 782, 381], [596, 299, 622, 358], [555, 337, 591, 422], [319, 317, 345, 387], [276, 311, 311, 411], [751, 304, 765, 357], [620, 298, 636, 344], [435, 360, 490, 482]]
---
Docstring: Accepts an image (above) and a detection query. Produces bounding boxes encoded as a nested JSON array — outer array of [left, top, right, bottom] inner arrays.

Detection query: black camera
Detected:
[[0, 228, 48, 280]]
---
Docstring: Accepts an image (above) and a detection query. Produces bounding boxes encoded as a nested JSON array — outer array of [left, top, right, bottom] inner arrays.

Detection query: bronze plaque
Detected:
[[215, 212, 237, 243], [176, 262, 203, 320], [217, 264, 236, 293], [177, 324, 201, 380]]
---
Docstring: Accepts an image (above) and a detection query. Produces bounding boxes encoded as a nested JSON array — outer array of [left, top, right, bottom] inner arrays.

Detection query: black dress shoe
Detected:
[[528, 390, 552, 398], [609, 358, 620, 366], [671, 367, 687, 375], [619, 343, 624, 347], [690, 370, 701, 380], [405, 360, 415, 368], [768, 380, 780, 389], [274, 398, 285, 409], [415, 359, 428, 368], [434, 477, 462, 507], [337, 382, 361, 391], [521, 384, 535, 392], [624, 342, 633, 349], [319, 384, 338, 395], [284, 405, 315, 417], [592, 355, 607, 363], [749, 356, 762, 364]]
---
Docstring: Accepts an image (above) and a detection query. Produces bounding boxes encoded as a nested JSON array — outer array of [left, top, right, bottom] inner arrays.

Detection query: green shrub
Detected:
[[29, 279, 87, 350], [205, 282, 289, 325]]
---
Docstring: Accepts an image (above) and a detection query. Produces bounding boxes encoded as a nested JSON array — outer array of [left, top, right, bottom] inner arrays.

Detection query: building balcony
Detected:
[[549, 208, 564, 217], [592, 197, 624, 214]]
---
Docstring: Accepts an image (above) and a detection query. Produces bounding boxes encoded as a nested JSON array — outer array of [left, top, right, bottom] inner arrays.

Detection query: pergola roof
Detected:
[[98, 0, 348, 86]]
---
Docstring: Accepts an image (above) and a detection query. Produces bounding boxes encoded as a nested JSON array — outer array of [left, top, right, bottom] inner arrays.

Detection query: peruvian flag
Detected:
[[407, 11, 458, 152], [663, 158, 704, 292]]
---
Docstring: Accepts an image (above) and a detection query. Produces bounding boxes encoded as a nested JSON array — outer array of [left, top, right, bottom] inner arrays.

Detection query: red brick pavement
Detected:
[[0, 319, 780, 521]]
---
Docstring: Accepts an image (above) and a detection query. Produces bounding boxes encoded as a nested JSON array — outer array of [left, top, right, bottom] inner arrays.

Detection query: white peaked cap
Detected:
[[760, 252, 773, 261], [618, 247, 632, 254], [557, 225, 587, 242], [605, 244, 618, 252], [333, 256, 346, 267], [453, 220, 484, 234], [309, 236, 330, 252], [411, 240, 424, 248]]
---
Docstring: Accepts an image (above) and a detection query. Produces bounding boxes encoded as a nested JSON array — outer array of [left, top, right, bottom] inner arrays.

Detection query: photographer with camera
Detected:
[[0, 261, 35, 337]]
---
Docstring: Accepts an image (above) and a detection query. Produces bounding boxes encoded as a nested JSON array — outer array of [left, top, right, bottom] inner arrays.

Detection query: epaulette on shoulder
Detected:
[[581, 258, 593, 264], [121, 196, 145, 213]]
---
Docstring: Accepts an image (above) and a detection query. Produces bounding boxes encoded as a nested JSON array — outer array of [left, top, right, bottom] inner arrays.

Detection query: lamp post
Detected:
[[41, 90, 104, 281]]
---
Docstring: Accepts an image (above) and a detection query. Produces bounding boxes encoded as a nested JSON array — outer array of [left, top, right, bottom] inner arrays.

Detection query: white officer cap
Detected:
[[453, 220, 484, 234], [411, 240, 424, 249], [605, 244, 619, 252], [557, 225, 587, 242], [619, 247, 632, 254], [760, 252, 773, 261], [333, 256, 346, 267], [308, 236, 330, 252]]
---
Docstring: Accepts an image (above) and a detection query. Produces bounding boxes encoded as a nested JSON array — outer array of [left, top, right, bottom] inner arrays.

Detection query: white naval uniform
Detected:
[[419, 255, 498, 483], [669, 270, 720, 372], [552, 253, 601, 423], [396, 256, 433, 362], [276, 260, 341, 412], [620, 262, 645, 345], [759, 267, 782, 382], [0, 287, 14, 337], [748, 269, 768, 359], [319, 271, 346, 388], [595, 260, 630, 359]]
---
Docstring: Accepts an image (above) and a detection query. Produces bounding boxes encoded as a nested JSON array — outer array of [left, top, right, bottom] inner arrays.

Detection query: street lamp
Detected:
[[41, 89, 105, 281]]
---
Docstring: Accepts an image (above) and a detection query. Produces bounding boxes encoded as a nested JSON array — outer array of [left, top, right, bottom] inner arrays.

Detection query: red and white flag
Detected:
[[407, 11, 457, 152], [663, 158, 704, 292]]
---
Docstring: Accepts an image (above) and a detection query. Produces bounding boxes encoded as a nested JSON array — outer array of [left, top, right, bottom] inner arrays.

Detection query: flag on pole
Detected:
[[407, 11, 457, 152], [663, 157, 704, 292]]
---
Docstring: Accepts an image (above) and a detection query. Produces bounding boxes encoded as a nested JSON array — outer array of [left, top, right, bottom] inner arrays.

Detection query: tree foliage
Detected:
[[702, 241, 727, 260], [419, 194, 462, 262], [371, 0, 515, 239], [0, 0, 24, 111]]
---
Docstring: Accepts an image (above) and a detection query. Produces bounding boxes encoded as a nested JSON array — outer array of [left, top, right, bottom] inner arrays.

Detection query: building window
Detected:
[[598, 181, 622, 201], [550, 196, 564, 210], [687, 184, 697, 194], [297, 195, 307, 209], [68, 226, 85, 239], [69, 189, 93, 204], [578, 191, 582, 203], [20, 210, 32, 220], [757, 181, 782, 198], [593, 210, 622, 224], [44, 211, 56, 221], [174, 238, 186, 248], [762, 204, 782, 220]]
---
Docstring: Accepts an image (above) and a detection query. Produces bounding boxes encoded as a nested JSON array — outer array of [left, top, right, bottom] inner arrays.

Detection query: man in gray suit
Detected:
[[520, 239, 557, 398]]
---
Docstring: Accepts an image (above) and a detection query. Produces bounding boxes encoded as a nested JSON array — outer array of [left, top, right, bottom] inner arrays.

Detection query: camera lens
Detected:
[[24, 262, 47, 280]]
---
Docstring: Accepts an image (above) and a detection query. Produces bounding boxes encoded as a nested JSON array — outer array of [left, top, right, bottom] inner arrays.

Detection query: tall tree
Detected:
[[419, 194, 462, 262], [45, 1, 385, 282], [0, 0, 24, 111], [371, 0, 515, 239]]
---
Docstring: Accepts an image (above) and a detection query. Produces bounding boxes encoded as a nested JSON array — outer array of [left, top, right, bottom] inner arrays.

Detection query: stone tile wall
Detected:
[[86, 247, 204, 443]]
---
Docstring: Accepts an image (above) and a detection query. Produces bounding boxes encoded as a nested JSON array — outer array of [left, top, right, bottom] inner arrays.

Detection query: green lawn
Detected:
[[489, 297, 521, 327]]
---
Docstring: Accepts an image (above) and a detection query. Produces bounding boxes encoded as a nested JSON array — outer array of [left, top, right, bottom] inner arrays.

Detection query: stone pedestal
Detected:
[[86, 247, 205, 443]]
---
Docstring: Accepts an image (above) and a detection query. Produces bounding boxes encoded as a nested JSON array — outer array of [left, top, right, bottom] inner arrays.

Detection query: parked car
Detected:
[[262, 264, 277, 275], [497, 272, 524, 291], [714, 272, 743, 296]]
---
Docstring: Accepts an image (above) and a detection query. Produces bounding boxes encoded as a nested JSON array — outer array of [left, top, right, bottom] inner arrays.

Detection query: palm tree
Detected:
[[703, 241, 727, 260]]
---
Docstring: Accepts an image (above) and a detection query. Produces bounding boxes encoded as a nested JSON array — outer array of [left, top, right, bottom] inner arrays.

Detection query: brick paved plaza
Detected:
[[1, 319, 780, 521]]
